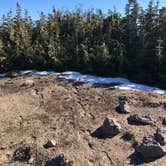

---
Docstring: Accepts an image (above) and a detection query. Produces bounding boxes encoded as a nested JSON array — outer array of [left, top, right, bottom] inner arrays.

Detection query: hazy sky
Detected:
[[0, 0, 166, 19]]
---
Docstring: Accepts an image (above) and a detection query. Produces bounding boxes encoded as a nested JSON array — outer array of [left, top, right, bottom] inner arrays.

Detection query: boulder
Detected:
[[127, 114, 155, 125], [136, 135, 165, 159], [117, 100, 130, 114], [44, 139, 56, 148], [91, 116, 121, 138], [102, 116, 121, 136], [154, 128, 166, 146]]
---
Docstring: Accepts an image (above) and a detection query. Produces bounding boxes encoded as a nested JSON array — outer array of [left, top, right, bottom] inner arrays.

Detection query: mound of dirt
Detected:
[[0, 75, 166, 166]]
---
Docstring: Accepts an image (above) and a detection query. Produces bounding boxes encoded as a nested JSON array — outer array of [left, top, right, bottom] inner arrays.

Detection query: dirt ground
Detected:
[[0, 75, 166, 166]]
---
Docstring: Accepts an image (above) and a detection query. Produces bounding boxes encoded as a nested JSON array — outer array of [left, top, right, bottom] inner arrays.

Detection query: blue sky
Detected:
[[0, 0, 166, 19]]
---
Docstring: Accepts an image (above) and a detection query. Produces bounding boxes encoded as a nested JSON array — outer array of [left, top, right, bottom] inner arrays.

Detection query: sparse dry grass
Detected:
[[0, 75, 166, 165]]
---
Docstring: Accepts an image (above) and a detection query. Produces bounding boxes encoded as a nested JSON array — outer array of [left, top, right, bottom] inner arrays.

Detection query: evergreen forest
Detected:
[[0, 0, 166, 88]]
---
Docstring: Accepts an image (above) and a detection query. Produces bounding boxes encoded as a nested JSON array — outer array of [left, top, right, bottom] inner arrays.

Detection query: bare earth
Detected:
[[0, 75, 166, 166]]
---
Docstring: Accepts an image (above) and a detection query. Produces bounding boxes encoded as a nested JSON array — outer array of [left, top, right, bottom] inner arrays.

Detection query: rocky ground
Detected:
[[0, 75, 166, 166]]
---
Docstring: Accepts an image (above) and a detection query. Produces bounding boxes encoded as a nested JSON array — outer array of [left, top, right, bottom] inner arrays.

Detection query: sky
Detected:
[[0, 0, 166, 19]]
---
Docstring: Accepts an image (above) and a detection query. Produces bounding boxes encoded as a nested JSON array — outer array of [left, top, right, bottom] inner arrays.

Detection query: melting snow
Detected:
[[19, 70, 57, 76], [0, 70, 166, 94], [0, 73, 6, 77]]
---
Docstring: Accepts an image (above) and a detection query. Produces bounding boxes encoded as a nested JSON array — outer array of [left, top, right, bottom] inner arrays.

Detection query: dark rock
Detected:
[[163, 117, 166, 126], [154, 128, 166, 146], [127, 114, 155, 125], [136, 135, 165, 159], [102, 116, 121, 135], [91, 116, 121, 138], [44, 139, 56, 149], [45, 154, 72, 166], [13, 146, 31, 162], [118, 96, 128, 101], [116, 100, 130, 114], [163, 103, 166, 108]]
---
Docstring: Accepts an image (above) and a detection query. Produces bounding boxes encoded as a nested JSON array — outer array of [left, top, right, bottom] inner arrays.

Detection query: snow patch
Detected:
[[0, 73, 7, 77], [59, 71, 166, 94], [19, 70, 57, 76], [0, 70, 166, 94]]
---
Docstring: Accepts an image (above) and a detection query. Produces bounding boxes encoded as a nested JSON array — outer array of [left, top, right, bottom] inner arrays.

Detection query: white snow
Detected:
[[0, 73, 7, 77], [59, 71, 130, 84], [58, 71, 166, 94], [19, 70, 57, 76], [0, 70, 166, 95]]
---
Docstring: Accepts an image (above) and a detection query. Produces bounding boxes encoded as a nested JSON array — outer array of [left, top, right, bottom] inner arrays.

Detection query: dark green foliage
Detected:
[[0, 1, 166, 88]]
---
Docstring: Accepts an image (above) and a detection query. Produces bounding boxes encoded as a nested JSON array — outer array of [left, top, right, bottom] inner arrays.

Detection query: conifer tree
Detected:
[[0, 1, 166, 88]]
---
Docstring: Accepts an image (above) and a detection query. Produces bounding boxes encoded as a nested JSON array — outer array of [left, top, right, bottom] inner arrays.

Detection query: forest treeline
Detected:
[[0, 0, 166, 88]]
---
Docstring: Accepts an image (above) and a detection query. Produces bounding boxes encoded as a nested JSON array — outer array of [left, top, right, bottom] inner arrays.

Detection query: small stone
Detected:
[[44, 139, 56, 148], [154, 127, 166, 146], [28, 158, 34, 164], [127, 114, 155, 125], [117, 100, 130, 114], [136, 135, 164, 159], [0, 146, 6, 150]]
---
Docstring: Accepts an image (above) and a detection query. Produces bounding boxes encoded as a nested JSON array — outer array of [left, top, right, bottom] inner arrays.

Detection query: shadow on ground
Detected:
[[91, 127, 116, 139], [128, 151, 165, 165]]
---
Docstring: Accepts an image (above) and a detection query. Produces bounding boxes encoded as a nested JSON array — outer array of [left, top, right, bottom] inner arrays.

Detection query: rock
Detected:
[[6, 71, 19, 78], [28, 158, 34, 164], [0, 145, 6, 150], [136, 135, 165, 159], [163, 117, 166, 126], [21, 79, 34, 87], [118, 96, 128, 101], [13, 146, 31, 162], [127, 114, 155, 125], [116, 100, 130, 114], [45, 154, 72, 166], [102, 116, 121, 136], [154, 128, 166, 146], [91, 116, 121, 138], [44, 139, 56, 148]]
